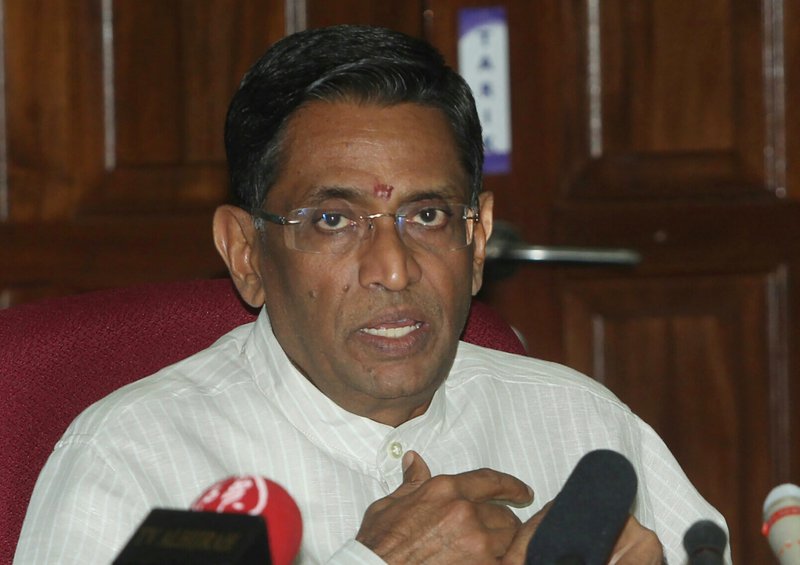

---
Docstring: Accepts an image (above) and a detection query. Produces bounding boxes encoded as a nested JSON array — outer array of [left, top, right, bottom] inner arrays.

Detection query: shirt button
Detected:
[[388, 442, 404, 459]]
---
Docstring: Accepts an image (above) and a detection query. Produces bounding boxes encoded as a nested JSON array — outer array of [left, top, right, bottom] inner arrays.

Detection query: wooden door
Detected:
[[419, 1, 798, 562]]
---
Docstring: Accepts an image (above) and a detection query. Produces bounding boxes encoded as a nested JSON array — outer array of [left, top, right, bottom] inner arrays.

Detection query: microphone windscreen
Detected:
[[683, 519, 727, 564], [192, 476, 302, 565], [525, 449, 638, 565]]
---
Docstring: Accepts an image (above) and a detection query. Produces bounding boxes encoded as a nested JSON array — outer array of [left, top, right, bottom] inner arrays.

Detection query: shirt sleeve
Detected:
[[14, 437, 150, 564], [325, 539, 387, 564], [634, 421, 733, 565]]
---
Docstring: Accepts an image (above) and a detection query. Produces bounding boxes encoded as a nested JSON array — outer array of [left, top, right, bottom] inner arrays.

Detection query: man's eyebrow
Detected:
[[303, 186, 364, 205], [405, 188, 464, 203]]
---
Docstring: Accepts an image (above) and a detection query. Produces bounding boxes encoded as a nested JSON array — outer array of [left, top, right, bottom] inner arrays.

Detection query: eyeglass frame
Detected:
[[249, 200, 481, 254]]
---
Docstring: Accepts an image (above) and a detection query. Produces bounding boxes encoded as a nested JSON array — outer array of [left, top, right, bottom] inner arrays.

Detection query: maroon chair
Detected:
[[0, 278, 525, 564]]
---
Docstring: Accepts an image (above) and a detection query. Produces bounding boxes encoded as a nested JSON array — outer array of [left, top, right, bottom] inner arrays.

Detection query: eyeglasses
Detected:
[[251, 199, 479, 254]]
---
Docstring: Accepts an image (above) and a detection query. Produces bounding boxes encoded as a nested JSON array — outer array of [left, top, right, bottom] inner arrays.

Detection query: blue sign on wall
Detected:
[[458, 6, 512, 175]]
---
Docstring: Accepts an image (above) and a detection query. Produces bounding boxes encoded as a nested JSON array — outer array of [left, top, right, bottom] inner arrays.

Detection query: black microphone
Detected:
[[525, 449, 638, 565], [683, 519, 727, 565], [113, 509, 271, 564]]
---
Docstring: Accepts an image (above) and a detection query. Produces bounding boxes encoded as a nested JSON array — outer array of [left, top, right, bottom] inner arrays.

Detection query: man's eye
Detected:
[[313, 211, 353, 232], [411, 207, 450, 227]]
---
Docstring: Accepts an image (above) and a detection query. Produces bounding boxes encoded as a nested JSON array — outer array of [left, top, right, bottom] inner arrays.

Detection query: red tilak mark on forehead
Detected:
[[373, 183, 394, 200]]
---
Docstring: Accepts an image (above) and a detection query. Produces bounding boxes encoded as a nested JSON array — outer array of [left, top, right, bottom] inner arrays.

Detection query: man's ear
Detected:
[[471, 191, 494, 296], [213, 205, 266, 308]]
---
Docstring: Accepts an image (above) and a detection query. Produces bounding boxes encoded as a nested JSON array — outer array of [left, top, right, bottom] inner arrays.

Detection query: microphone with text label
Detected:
[[763, 483, 800, 565], [113, 475, 302, 565], [525, 449, 637, 565]]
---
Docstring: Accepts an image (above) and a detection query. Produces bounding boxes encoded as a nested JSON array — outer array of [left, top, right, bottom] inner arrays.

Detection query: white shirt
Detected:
[[15, 309, 729, 564]]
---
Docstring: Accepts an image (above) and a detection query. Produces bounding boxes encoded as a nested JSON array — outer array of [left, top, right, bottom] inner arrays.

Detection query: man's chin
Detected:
[[354, 379, 443, 424]]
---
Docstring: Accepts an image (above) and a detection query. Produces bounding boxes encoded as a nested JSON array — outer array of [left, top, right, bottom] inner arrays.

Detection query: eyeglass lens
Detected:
[[283, 200, 475, 254]]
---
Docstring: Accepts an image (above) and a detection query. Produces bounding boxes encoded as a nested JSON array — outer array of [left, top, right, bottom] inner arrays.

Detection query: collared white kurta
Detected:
[[15, 309, 730, 564]]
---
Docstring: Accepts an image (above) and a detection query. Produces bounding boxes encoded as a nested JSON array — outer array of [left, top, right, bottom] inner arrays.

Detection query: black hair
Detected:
[[224, 25, 483, 210]]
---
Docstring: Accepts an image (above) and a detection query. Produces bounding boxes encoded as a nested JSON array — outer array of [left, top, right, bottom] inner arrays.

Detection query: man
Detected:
[[15, 25, 728, 564]]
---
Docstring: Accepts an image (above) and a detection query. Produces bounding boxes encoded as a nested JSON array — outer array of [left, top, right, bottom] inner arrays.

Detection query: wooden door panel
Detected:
[[563, 273, 778, 563], [91, 0, 282, 213], [5, 0, 105, 221], [556, 0, 770, 198], [1, 0, 285, 302], [568, 0, 768, 198]]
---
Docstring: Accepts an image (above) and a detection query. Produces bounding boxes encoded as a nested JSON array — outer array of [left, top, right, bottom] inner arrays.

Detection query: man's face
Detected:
[[250, 101, 493, 425]]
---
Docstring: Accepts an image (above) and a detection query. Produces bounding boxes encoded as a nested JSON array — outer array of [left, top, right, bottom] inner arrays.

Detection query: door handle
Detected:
[[485, 221, 641, 266]]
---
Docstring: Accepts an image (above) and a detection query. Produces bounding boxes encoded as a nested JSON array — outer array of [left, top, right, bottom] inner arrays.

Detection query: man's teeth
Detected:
[[362, 323, 421, 338]]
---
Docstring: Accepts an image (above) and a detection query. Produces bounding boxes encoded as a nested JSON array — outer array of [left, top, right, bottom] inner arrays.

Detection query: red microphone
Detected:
[[114, 475, 302, 564], [192, 476, 303, 565]]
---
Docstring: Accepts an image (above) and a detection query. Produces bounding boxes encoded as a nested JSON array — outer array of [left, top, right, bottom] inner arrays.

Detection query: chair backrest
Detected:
[[0, 278, 525, 563]]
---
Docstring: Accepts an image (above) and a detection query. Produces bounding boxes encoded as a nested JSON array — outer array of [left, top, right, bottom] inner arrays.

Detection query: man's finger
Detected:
[[502, 501, 552, 565], [608, 517, 663, 565], [476, 501, 524, 531], [401, 450, 431, 486], [455, 467, 534, 506]]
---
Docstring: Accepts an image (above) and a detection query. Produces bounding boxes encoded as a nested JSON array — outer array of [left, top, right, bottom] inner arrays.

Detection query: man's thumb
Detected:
[[401, 450, 431, 485]]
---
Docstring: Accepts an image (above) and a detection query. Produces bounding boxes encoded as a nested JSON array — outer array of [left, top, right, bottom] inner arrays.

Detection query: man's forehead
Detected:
[[282, 100, 458, 152], [268, 101, 471, 208]]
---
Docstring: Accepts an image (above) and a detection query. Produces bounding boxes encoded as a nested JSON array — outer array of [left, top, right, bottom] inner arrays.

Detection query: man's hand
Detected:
[[502, 503, 664, 565], [356, 450, 534, 564], [605, 516, 663, 564]]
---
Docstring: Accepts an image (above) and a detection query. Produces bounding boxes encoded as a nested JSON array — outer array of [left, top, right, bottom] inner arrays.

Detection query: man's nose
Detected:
[[357, 217, 422, 291]]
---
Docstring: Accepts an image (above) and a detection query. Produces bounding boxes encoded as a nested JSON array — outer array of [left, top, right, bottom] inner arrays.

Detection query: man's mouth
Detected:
[[360, 322, 423, 339]]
